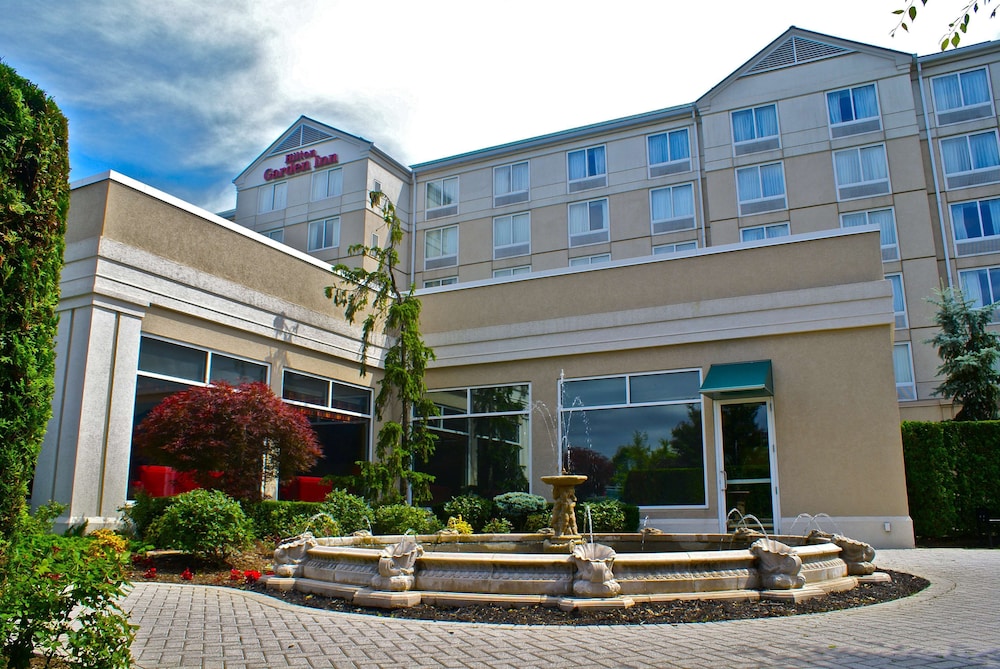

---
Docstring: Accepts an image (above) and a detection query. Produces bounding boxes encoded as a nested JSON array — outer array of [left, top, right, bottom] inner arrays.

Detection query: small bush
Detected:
[[372, 505, 442, 535], [0, 504, 134, 669], [322, 489, 375, 534], [146, 489, 253, 561], [481, 517, 514, 534], [493, 492, 548, 530], [577, 499, 636, 533], [446, 516, 474, 534], [245, 500, 339, 540], [441, 494, 493, 531], [119, 489, 175, 541], [523, 511, 551, 533]]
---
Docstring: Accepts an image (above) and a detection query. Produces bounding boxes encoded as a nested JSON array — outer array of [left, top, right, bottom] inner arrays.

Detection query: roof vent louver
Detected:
[[270, 124, 334, 155], [745, 36, 850, 76]]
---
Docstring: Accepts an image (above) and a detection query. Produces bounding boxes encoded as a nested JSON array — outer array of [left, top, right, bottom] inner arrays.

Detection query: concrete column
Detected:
[[32, 296, 145, 532]]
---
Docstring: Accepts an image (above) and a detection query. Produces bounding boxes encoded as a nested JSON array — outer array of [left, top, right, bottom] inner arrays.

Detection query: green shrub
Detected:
[[322, 489, 375, 534], [0, 63, 70, 549], [146, 489, 253, 560], [372, 504, 442, 535], [119, 489, 176, 541], [441, 494, 493, 531], [577, 499, 637, 533], [0, 504, 134, 669], [245, 500, 339, 540], [481, 517, 514, 534], [901, 421, 956, 538], [493, 492, 548, 530], [523, 511, 551, 533]]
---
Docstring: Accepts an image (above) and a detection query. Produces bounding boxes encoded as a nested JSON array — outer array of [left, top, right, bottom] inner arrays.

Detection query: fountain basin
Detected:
[[266, 532, 880, 611]]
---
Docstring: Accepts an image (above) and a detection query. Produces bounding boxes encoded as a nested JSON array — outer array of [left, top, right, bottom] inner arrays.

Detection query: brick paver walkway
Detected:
[[123, 548, 1000, 668]]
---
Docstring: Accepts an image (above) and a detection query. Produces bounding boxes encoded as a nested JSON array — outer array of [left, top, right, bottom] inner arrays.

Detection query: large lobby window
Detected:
[[281, 370, 372, 497], [560, 370, 705, 506], [422, 384, 531, 504], [130, 336, 269, 498]]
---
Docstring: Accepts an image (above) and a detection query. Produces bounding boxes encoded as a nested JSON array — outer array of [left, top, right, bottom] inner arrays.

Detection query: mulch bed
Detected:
[[128, 548, 929, 626]]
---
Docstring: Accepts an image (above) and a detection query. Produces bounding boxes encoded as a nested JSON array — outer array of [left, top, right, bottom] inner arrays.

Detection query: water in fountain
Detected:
[[304, 511, 340, 536], [584, 504, 594, 545], [725, 508, 770, 540], [786, 512, 842, 537]]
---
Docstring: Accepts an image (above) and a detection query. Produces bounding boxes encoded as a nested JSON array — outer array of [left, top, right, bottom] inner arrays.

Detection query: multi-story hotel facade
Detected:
[[37, 27, 1000, 547]]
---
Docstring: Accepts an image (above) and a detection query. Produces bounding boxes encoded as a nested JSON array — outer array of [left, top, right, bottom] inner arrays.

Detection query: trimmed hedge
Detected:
[[901, 420, 1000, 538]]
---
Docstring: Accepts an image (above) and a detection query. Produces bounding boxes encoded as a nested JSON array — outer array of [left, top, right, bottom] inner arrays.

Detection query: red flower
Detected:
[[229, 568, 242, 581], [243, 570, 261, 584], [181, 568, 194, 581], [143, 567, 157, 579]]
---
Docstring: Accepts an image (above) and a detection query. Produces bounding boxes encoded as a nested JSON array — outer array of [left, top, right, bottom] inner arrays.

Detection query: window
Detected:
[[282, 370, 371, 414], [887, 273, 908, 329], [827, 83, 881, 137], [493, 213, 530, 259], [959, 266, 1000, 320], [494, 161, 529, 206], [650, 184, 696, 235], [653, 241, 697, 255], [731, 104, 779, 154], [941, 131, 1000, 189], [933, 67, 993, 124], [425, 225, 458, 270], [257, 182, 287, 213], [647, 128, 691, 176], [893, 343, 916, 401], [741, 222, 790, 242], [736, 162, 786, 215], [568, 198, 610, 246], [307, 217, 340, 251], [423, 276, 458, 288], [952, 198, 1000, 256], [561, 370, 705, 506], [493, 266, 531, 278], [833, 144, 890, 199], [567, 145, 607, 192], [569, 253, 610, 267], [311, 167, 343, 201], [841, 208, 899, 261], [426, 176, 459, 219], [265, 229, 284, 243], [422, 384, 530, 502]]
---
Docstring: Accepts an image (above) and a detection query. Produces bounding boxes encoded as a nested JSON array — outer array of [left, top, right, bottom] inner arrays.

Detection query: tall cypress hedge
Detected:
[[0, 63, 70, 550]]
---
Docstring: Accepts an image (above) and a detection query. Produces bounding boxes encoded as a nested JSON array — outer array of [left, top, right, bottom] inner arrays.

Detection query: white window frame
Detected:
[[731, 103, 780, 155], [493, 161, 530, 206], [569, 253, 611, 267], [257, 181, 287, 213], [833, 143, 890, 200], [423, 276, 458, 288], [137, 334, 270, 387], [826, 83, 882, 138], [493, 212, 531, 260], [307, 217, 340, 251], [653, 241, 697, 256], [740, 222, 790, 243], [568, 198, 610, 247], [647, 128, 692, 177], [959, 266, 1000, 322], [735, 162, 787, 216], [649, 183, 696, 236], [424, 225, 459, 270], [493, 266, 531, 278], [840, 208, 899, 262], [311, 167, 343, 201], [951, 197, 1000, 257], [426, 176, 459, 219], [893, 342, 917, 401], [940, 130, 1000, 190], [932, 67, 994, 125], [887, 273, 908, 329], [281, 368, 372, 418], [265, 228, 284, 243], [567, 145, 607, 192]]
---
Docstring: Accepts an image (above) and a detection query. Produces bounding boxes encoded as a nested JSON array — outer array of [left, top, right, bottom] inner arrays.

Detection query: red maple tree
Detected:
[[133, 381, 322, 502]]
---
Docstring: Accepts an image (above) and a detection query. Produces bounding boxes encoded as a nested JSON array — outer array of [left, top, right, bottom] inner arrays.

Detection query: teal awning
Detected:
[[700, 360, 773, 400]]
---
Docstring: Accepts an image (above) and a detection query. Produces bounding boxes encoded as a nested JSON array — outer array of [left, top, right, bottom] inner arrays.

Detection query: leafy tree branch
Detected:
[[893, 0, 996, 50]]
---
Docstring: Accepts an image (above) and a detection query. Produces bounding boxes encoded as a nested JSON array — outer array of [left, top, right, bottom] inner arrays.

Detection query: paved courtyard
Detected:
[[123, 548, 1000, 668]]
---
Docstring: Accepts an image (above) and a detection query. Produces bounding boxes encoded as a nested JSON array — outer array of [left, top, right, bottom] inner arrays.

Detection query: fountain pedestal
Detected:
[[541, 474, 588, 549]]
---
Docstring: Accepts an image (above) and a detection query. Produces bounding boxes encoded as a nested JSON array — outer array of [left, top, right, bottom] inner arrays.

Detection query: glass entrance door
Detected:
[[719, 400, 776, 531]]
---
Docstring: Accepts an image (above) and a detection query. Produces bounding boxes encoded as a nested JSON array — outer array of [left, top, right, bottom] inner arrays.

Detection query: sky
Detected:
[[3, 1, 1000, 213]]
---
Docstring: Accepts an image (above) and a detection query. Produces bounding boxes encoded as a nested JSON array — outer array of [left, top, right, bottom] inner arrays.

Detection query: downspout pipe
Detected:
[[917, 55, 954, 289], [409, 169, 417, 290]]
